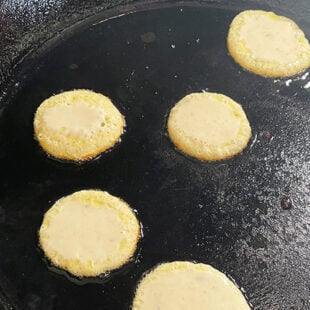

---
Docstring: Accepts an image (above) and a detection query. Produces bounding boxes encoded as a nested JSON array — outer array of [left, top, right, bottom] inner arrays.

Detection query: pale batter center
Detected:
[[43, 101, 105, 136], [240, 14, 300, 63], [176, 97, 240, 144], [134, 263, 249, 310], [43, 200, 125, 262]]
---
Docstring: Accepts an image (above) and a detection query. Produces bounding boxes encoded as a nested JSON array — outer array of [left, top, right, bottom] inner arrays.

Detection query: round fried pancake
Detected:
[[167, 92, 251, 161], [39, 190, 140, 277], [34, 89, 124, 161], [227, 10, 310, 77], [132, 261, 250, 310]]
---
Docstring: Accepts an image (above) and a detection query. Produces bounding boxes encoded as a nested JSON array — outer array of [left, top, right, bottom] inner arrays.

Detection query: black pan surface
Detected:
[[0, 1, 309, 309]]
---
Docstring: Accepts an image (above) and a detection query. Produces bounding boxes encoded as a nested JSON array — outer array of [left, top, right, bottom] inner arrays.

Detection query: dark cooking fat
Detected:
[[0, 1, 309, 310], [0, 0, 309, 87], [0, 0, 136, 86]]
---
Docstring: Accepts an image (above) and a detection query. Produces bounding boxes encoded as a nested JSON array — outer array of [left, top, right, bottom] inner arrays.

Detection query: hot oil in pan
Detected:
[[36, 212, 144, 286], [0, 2, 309, 310], [37, 235, 144, 286]]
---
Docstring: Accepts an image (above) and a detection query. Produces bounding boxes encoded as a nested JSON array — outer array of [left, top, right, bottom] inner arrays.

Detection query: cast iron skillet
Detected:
[[0, 1, 309, 309]]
